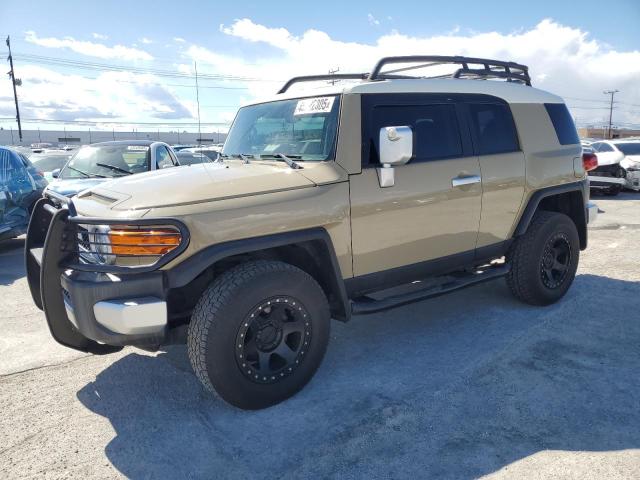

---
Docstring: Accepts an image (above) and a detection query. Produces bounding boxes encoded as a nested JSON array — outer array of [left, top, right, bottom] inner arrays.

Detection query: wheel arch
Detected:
[[165, 228, 351, 321], [514, 181, 588, 250]]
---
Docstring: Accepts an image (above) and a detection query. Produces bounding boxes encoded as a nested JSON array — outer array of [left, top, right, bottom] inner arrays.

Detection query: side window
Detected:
[[544, 103, 580, 145], [156, 146, 174, 169], [468, 103, 519, 155], [597, 143, 613, 152], [370, 104, 463, 164]]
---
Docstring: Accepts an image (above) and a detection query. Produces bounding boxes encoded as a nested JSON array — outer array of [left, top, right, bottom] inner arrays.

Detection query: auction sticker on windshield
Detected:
[[294, 97, 335, 116], [127, 146, 150, 151]]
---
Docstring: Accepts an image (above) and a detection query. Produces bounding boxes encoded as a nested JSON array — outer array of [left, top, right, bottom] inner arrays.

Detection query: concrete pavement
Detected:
[[1, 193, 639, 479]]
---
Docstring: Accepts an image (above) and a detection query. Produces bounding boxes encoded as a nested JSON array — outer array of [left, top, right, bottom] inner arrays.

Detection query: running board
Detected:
[[351, 264, 510, 315]]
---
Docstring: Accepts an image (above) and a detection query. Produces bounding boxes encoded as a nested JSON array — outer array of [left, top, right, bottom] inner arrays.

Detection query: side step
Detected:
[[351, 264, 510, 315]]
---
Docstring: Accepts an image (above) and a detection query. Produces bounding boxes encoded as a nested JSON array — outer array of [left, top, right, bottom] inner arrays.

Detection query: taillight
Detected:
[[582, 152, 598, 172]]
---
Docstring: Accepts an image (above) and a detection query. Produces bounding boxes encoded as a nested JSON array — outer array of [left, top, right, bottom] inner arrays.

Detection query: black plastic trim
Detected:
[[514, 180, 588, 249], [352, 264, 510, 315], [166, 227, 351, 321]]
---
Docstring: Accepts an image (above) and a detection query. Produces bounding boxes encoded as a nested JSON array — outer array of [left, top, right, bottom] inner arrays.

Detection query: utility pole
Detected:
[[194, 61, 202, 145], [6, 36, 22, 142], [603, 89, 619, 139]]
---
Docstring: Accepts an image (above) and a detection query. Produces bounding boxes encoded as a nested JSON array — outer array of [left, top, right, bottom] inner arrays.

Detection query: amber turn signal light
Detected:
[[109, 228, 182, 256]]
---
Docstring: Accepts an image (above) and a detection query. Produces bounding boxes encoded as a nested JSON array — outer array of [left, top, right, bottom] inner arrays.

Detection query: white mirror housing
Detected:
[[379, 126, 413, 166]]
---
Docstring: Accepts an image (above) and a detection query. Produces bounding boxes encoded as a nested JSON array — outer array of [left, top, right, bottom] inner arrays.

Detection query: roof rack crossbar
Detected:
[[276, 55, 532, 94], [277, 73, 369, 94], [369, 55, 531, 86]]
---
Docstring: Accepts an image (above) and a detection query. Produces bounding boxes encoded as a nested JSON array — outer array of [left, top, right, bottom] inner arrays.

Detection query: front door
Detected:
[[349, 95, 482, 279]]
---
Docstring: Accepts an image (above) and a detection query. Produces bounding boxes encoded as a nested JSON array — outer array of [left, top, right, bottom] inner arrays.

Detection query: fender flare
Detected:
[[165, 227, 351, 321], [514, 180, 588, 248]]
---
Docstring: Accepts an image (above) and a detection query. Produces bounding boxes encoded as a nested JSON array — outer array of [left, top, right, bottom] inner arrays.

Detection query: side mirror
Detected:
[[51, 168, 60, 179], [377, 126, 413, 187]]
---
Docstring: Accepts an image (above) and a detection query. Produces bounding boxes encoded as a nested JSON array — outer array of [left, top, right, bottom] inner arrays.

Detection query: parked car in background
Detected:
[[0, 146, 46, 241], [170, 144, 198, 152], [585, 140, 626, 196], [29, 151, 73, 181], [46, 140, 179, 197], [181, 146, 220, 161], [616, 140, 640, 191], [175, 150, 216, 166]]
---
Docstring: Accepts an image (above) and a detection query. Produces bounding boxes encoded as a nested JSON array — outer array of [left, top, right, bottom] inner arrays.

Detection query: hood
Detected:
[[79, 160, 345, 211], [45, 178, 109, 197], [621, 155, 640, 169]]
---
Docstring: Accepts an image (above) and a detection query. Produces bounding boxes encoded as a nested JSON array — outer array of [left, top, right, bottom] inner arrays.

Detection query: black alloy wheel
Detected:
[[236, 297, 312, 384], [540, 233, 572, 289]]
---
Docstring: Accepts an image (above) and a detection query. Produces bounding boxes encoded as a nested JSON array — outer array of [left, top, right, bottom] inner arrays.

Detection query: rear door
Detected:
[[464, 101, 525, 253], [349, 94, 482, 278]]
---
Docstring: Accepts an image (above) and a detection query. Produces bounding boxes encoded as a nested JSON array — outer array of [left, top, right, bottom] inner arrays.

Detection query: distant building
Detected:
[[0, 128, 227, 146], [578, 127, 640, 140]]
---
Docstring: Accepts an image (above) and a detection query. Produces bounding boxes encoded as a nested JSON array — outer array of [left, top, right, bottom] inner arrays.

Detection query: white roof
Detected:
[[250, 78, 564, 106]]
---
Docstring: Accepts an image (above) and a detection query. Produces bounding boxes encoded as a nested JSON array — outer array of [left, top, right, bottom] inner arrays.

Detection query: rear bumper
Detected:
[[25, 197, 171, 353], [586, 202, 598, 224], [588, 175, 626, 188]]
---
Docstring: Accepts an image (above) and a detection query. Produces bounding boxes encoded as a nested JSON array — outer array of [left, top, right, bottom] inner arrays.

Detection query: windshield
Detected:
[[616, 143, 640, 156], [223, 95, 341, 161], [59, 144, 150, 179], [31, 154, 72, 171]]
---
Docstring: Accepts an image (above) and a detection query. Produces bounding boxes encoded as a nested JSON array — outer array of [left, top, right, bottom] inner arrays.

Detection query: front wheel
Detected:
[[187, 260, 330, 410], [506, 211, 580, 306]]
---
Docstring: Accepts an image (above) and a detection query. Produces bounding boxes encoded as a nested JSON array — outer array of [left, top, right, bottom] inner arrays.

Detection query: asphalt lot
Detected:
[[1, 193, 639, 479]]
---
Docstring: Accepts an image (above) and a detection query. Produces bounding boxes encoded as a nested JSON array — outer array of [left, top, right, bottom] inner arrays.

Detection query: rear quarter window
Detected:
[[544, 103, 579, 145], [468, 103, 519, 155]]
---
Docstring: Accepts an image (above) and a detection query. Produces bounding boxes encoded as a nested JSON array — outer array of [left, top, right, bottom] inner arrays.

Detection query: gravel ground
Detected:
[[1, 192, 639, 479]]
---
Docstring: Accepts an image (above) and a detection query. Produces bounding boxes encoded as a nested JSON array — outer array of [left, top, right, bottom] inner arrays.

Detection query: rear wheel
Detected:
[[187, 260, 330, 410], [507, 211, 580, 306]]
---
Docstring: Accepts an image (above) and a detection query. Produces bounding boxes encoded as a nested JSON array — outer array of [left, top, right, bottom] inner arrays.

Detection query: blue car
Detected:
[[46, 140, 179, 197], [0, 146, 48, 241]]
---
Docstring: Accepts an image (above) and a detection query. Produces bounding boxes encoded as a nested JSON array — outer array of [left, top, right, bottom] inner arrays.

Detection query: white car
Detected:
[[616, 140, 640, 191], [588, 140, 627, 195]]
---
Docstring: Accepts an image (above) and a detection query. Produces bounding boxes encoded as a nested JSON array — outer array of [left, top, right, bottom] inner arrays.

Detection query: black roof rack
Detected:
[[277, 55, 531, 94], [369, 55, 531, 85], [277, 73, 369, 94]]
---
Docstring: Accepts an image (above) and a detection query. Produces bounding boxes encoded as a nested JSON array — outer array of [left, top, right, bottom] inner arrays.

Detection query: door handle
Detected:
[[452, 175, 481, 187]]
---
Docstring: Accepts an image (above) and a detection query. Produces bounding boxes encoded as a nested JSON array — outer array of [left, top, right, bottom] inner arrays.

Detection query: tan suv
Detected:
[[26, 56, 598, 409]]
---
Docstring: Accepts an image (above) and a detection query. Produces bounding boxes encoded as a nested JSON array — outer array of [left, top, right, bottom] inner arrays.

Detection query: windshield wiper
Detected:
[[261, 153, 303, 170], [66, 166, 106, 178], [220, 153, 254, 164], [96, 162, 133, 175]]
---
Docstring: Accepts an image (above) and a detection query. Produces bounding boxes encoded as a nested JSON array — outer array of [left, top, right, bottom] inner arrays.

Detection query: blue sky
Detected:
[[0, 0, 639, 132]]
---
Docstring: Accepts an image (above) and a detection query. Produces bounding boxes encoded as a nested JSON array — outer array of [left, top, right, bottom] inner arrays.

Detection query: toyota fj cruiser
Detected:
[[26, 56, 598, 409]]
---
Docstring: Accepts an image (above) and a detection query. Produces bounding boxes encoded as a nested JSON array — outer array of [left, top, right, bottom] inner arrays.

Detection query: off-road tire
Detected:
[[187, 260, 330, 410], [506, 211, 579, 306]]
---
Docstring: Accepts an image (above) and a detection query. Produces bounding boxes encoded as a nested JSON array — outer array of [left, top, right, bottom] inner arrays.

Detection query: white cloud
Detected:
[[367, 13, 380, 26], [140, 37, 153, 44], [173, 37, 186, 43], [25, 31, 153, 61], [186, 18, 640, 126], [92, 33, 108, 40], [0, 65, 192, 122]]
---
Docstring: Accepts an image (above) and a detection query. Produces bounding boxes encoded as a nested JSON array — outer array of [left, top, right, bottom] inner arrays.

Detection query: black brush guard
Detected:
[[25, 195, 181, 353]]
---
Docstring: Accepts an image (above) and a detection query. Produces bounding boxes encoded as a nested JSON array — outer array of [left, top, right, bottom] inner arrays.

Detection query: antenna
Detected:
[[194, 61, 202, 145]]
